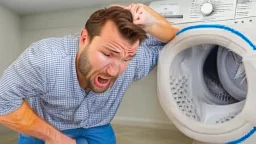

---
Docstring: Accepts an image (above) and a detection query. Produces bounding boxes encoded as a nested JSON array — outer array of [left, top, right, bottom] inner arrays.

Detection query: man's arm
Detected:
[[0, 101, 62, 142], [128, 3, 178, 80], [141, 5, 179, 42], [0, 40, 75, 144], [133, 34, 166, 80]]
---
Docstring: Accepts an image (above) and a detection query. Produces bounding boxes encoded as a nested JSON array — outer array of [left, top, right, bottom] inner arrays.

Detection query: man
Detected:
[[0, 3, 178, 144]]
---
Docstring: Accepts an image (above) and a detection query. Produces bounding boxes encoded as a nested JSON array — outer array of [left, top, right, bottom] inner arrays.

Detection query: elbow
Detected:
[[0, 101, 35, 128], [162, 24, 179, 43], [155, 21, 180, 43]]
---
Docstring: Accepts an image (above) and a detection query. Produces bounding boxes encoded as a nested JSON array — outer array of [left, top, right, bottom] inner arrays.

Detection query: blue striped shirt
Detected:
[[0, 34, 165, 130]]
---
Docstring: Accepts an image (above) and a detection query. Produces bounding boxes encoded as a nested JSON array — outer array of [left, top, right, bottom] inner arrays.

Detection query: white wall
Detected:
[[21, 3, 172, 128], [0, 5, 21, 75], [0, 4, 21, 133]]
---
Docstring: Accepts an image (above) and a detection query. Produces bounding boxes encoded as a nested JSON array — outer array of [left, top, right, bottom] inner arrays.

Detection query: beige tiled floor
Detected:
[[0, 125, 193, 144], [113, 125, 193, 144]]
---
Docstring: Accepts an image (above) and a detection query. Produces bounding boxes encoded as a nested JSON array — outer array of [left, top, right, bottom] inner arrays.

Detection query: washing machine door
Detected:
[[157, 24, 256, 144]]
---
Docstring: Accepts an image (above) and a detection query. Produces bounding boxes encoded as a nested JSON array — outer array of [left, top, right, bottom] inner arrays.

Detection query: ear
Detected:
[[79, 28, 89, 46]]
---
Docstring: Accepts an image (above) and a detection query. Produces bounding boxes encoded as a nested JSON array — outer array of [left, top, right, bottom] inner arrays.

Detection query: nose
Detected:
[[107, 60, 120, 77]]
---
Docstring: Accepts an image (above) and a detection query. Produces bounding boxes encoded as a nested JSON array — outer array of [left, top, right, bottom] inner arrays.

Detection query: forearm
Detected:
[[143, 6, 179, 42], [146, 20, 179, 43], [0, 101, 62, 141]]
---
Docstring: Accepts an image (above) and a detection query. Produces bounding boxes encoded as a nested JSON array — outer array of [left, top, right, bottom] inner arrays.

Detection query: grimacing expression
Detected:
[[78, 21, 140, 93]]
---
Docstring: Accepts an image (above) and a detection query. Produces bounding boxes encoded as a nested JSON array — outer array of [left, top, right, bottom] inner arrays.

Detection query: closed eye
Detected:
[[123, 59, 130, 62], [123, 54, 136, 62], [123, 57, 134, 62], [103, 53, 111, 57]]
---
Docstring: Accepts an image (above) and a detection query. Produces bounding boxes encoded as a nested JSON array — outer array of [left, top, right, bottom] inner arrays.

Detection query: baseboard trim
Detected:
[[111, 117, 174, 130]]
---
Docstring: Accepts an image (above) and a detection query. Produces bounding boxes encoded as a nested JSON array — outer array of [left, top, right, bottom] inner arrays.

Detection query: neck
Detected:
[[75, 52, 89, 91]]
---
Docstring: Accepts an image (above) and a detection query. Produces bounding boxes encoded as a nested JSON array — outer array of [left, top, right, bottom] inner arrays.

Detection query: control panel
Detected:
[[149, 0, 256, 24]]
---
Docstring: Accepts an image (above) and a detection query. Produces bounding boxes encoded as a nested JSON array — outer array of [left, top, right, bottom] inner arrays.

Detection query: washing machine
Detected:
[[150, 0, 256, 144]]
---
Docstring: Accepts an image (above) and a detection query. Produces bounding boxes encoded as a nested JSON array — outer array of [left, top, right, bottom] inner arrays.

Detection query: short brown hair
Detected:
[[85, 6, 147, 44]]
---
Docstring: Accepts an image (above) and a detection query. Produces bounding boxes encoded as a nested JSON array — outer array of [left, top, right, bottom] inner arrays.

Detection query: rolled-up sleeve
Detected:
[[0, 41, 47, 115], [133, 34, 166, 80]]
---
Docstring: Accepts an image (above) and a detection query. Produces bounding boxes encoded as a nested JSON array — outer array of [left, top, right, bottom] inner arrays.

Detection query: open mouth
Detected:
[[98, 77, 109, 84], [94, 76, 111, 88]]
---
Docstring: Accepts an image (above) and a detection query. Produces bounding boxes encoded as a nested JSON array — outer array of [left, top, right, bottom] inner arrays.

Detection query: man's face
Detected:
[[78, 21, 140, 93]]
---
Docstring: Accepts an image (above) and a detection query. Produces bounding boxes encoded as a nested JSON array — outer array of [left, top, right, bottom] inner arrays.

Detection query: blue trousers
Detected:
[[17, 124, 116, 144]]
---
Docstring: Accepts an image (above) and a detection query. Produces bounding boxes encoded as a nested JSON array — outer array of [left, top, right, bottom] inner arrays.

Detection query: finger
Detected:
[[130, 3, 137, 12], [137, 6, 144, 14], [135, 4, 140, 12], [133, 13, 140, 21], [131, 3, 141, 12], [129, 4, 138, 19], [124, 3, 134, 10], [132, 3, 143, 13], [126, 4, 132, 10], [133, 19, 143, 25], [137, 3, 145, 7]]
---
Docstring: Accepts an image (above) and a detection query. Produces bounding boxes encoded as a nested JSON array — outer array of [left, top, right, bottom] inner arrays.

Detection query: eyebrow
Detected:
[[104, 46, 136, 59], [104, 47, 120, 54]]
